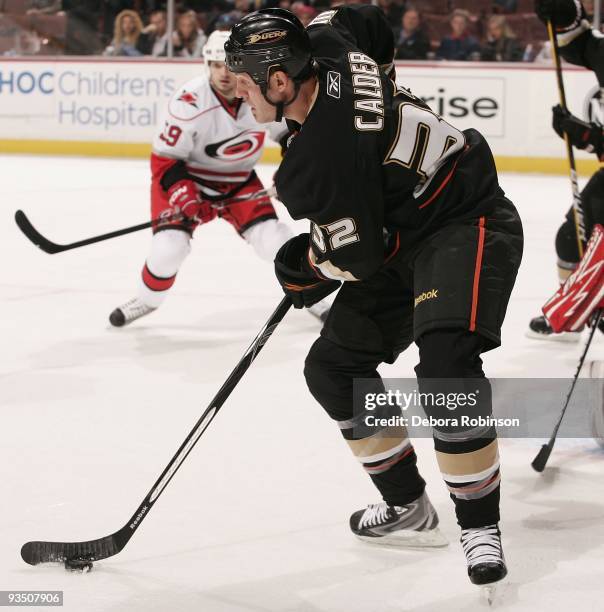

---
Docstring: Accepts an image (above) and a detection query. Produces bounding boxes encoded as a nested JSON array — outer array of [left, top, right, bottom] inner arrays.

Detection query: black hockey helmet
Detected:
[[224, 8, 313, 94]]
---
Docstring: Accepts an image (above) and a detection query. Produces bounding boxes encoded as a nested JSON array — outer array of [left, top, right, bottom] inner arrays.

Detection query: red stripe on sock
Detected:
[[363, 446, 415, 474], [142, 264, 176, 292]]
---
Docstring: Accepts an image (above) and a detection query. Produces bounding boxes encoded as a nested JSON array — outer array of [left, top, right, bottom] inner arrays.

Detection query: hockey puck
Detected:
[[64, 556, 93, 573]]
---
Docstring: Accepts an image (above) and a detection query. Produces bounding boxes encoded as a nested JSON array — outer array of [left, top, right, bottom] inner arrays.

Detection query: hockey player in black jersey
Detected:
[[529, 0, 604, 341], [226, 6, 523, 587]]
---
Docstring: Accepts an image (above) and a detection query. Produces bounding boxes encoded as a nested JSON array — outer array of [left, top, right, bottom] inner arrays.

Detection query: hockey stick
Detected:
[[548, 19, 587, 257], [532, 308, 603, 472], [21, 296, 292, 566], [14, 187, 275, 255]]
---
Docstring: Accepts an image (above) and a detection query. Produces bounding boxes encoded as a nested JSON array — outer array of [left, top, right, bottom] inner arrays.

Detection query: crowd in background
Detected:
[[0, 0, 601, 61]]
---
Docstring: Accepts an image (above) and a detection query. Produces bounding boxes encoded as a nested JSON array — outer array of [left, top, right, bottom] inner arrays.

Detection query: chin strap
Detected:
[[263, 79, 303, 122]]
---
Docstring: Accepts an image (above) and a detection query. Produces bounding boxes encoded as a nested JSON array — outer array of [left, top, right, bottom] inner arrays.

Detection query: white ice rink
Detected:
[[1, 156, 603, 612]]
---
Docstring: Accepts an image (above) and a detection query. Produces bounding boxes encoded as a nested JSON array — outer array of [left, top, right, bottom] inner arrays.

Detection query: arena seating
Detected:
[[0, 1, 550, 59]]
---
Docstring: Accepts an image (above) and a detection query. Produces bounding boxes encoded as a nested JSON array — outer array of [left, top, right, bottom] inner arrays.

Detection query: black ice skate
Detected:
[[109, 298, 156, 327], [526, 315, 581, 343], [350, 491, 447, 548], [460, 524, 507, 587]]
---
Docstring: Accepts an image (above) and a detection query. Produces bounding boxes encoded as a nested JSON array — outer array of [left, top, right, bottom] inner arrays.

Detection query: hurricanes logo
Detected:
[[583, 85, 603, 126], [205, 130, 266, 161], [177, 90, 198, 108], [247, 30, 287, 44], [414, 289, 438, 308]]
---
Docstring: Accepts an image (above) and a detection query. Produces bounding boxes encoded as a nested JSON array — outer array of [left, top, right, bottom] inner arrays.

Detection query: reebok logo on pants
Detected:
[[414, 289, 438, 308]]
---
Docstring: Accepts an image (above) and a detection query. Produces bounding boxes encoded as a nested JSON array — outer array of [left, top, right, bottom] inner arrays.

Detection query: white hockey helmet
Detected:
[[203, 30, 231, 64]]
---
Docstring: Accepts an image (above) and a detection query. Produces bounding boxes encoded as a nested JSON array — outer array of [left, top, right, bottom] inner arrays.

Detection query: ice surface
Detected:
[[1, 156, 603, 611]]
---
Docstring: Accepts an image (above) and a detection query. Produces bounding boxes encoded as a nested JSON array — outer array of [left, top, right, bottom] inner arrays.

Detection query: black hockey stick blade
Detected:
[[21, 532, 125, 565], [531, 443, 553, 473], [21, 296, 292, 565], [15, 210, 65, 254]]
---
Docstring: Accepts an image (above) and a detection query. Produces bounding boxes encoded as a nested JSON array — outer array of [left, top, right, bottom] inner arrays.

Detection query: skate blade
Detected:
[[480, 583, 497, 606], [479, 580, 509, 606], [355, 526, 448, 549], [525, 330, 581, 343]]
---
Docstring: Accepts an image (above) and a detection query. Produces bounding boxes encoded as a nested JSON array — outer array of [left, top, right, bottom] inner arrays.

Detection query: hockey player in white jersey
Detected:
[[110, 30, 328, 326]]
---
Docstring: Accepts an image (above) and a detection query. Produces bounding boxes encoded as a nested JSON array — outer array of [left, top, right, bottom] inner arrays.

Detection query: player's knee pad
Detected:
[[242, 219, 293, 262], [415, 329, 493, 443], [582, 169, 604, 225], [304, 337, 382, 423], [415, 328, 485, 379], [146, 228, 191, 278]]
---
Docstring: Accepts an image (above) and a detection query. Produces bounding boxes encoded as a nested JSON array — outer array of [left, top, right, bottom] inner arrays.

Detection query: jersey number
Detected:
[[159, 124, 182, 147], [311, 219, 359, 253], [385, 102, 464, 179]]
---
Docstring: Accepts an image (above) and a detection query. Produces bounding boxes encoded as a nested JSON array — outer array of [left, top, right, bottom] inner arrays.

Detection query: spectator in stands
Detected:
[[183, 0, 221, 9], [100, 2, 138, 45], [480, 15, 524, 62], [205, 8, 238, 35], [14, 27, 42, 55], [493, 0, 518, 13], [142, 9, 168, 56], [395, 7, 430, 60], [377, 0, 405, 31], [26, 0, 62, 15], [583, 0, 595, 19], [209, 11, 244, 33], [436, 9, 480, 61], [172, 10, 207, 58], [292, 2, 317, 27], [62, 0, 102, 54], [533, 40, 554, 63], [233, 0, 253, 14], [104, 9, 148, 56]]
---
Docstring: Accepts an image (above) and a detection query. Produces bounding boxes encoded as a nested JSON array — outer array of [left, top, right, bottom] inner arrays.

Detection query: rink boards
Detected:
[[0, 56, 600, 175]]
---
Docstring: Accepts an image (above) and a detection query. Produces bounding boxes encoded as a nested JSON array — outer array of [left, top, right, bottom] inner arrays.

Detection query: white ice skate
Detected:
[[109, 298, 156, 327], [349, 491, 448, 548]]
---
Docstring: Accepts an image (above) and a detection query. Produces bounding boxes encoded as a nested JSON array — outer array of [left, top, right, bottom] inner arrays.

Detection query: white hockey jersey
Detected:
[[152, 74, 284, 187]]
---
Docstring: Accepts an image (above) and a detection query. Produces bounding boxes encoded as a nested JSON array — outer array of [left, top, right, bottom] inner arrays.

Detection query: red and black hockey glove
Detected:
[[159, 158, 213, 222], [535, 0, 585, 30], [552, 105, 604, 158], [167, 179, 203, 219], [274, 233, 340, 309]]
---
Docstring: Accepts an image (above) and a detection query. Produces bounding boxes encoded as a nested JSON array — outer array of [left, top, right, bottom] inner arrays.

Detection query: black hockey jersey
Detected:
[[558, 20, 604, 87], [274, 5, 503, 281], [557, 16, 603, 160]]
